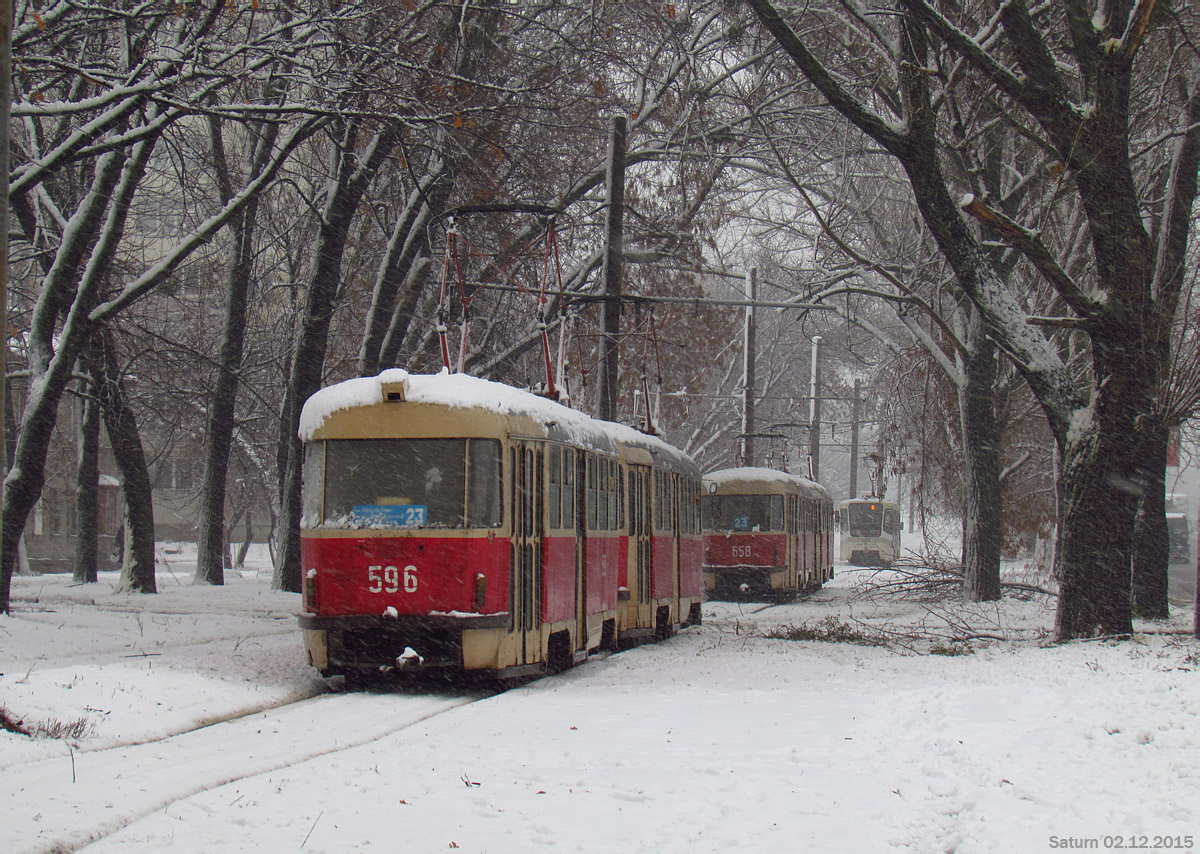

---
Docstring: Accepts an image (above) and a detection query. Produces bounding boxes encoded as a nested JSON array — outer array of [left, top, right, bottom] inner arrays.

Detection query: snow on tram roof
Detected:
[[703, 466, 830, 499], [299, 369, 698, 471]]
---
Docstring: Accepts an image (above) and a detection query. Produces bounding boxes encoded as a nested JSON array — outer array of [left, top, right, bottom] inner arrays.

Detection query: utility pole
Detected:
[[1, 0, 11, 560], [808, 335, 822, 481], [848, 379, 860, 498], [740, 268, 756, 467], [596, 116, 626, 422]]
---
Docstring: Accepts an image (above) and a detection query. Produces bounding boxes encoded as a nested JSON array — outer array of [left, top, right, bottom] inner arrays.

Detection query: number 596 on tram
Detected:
[[296, 370, 704, 684]]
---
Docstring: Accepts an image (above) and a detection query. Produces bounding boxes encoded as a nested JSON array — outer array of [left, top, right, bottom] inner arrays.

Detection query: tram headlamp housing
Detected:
[[380, 371, 410, 402]]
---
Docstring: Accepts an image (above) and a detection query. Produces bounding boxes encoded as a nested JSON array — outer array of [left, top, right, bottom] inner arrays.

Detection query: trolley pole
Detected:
[[808, 335, 822, 481], [740, 268, 756, 468], [596, 116, 626, 423]]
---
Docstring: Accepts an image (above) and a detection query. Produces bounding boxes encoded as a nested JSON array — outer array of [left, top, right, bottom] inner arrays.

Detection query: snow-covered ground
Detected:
[[2, 544, 1198, 854]]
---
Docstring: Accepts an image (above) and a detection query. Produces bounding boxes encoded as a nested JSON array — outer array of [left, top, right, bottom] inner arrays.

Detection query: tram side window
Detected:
[[467, 440, 502, 528], [563, 449, 575, 527], [769, 495, 783, 532], [597, 459, 609, 530], [549, 449, 561, 529], [607, 459, 619, 530], [653, 470, 673, 533], [301, 441, 325, 526], [587, 456, 597, 530], [680, 477, 697, 534], [883, 507, 901, 537], [652, 471, 667, 532], [548, 446, 577, 531], [671, 472, 680, 532], [663, 473, 672, 532], [585, 455, 619, 532], [616, 461, 624, 529]]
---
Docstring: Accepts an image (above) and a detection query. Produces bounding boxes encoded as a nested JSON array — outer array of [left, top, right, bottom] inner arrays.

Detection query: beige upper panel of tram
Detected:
[[703, 466, 832, 503], [301, 370, 697, 476]]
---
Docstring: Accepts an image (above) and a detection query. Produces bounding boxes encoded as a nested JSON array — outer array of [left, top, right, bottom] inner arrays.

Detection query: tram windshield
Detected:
[[846, 502, 884, 537], [303, 438, 502, 529], [702, 494, 784, 532]]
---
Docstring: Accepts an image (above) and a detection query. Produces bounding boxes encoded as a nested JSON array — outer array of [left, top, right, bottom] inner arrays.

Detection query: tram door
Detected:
[[668, 472, 681, 604], [511, 442, 544, 664], [786, 495, 798, 587], [629, 465, 652, 606], [573, 449, 587, 654]]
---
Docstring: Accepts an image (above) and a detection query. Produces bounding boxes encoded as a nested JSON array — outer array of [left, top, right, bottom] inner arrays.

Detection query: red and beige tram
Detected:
[[701, 467, 834, 599], [297, 369, 703, 682]]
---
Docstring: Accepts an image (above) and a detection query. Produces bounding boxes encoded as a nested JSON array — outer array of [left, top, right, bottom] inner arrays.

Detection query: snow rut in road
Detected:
[[3, 690, 481, 854]]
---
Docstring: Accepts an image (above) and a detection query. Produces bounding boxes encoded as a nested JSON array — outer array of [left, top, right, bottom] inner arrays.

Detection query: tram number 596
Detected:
[[368, 564, 418, 594]]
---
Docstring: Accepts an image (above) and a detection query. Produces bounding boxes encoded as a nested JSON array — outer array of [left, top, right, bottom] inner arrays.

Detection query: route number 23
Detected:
[[368, 564, 418, 594]]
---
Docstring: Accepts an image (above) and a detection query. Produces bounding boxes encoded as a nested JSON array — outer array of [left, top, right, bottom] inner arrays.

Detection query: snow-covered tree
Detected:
[[745, 0, 1200, 638]]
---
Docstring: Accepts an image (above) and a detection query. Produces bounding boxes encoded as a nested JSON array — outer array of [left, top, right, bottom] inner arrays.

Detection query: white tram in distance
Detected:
[[297, 369, 704, 683], [700, 467, 835, 599], [837, 497, 902, 567]]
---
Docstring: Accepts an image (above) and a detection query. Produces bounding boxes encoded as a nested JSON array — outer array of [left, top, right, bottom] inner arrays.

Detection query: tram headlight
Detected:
[[473, 573, 488, 611]]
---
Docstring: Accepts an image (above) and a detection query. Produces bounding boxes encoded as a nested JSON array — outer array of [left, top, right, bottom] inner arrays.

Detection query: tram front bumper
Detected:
[[299, 613, 509, 671]]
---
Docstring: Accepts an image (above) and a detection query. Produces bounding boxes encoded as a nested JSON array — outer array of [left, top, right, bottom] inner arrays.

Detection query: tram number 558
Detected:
[[368, 564, 418, 594]]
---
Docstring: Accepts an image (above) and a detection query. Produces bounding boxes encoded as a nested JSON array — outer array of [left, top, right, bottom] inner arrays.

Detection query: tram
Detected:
[[700, 467, 835, 599], [1166, 493, 1192, 564], [837, 497, 901, 567], [297, 369, 703, 682]]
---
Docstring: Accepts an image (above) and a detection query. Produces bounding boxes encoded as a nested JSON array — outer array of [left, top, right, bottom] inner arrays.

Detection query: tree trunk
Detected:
[[1054, 459, 1135, 638], [222, 499, 248, 571], [1131, 420, 1169, 619], [274, 122, 400, 592], [194, 110, 279, 586], [193, 207, 259, 585], [234, 504, 253, 569], [72, 371, 101, 584], [0, 150, 130, 610], [959, 313, 1002, 602], [1052, 343, 1152, 639], [87, 328, 156, 595]]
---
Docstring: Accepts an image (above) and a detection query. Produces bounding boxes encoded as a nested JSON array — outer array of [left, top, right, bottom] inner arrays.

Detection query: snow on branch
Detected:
[[958, 194, 1101, 320], [1112, 0, 1161, 60]]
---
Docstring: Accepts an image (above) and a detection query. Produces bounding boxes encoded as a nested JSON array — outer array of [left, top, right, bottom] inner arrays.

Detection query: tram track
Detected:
[[4, 688, 486, 854], [5, 626, 300, 678]]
